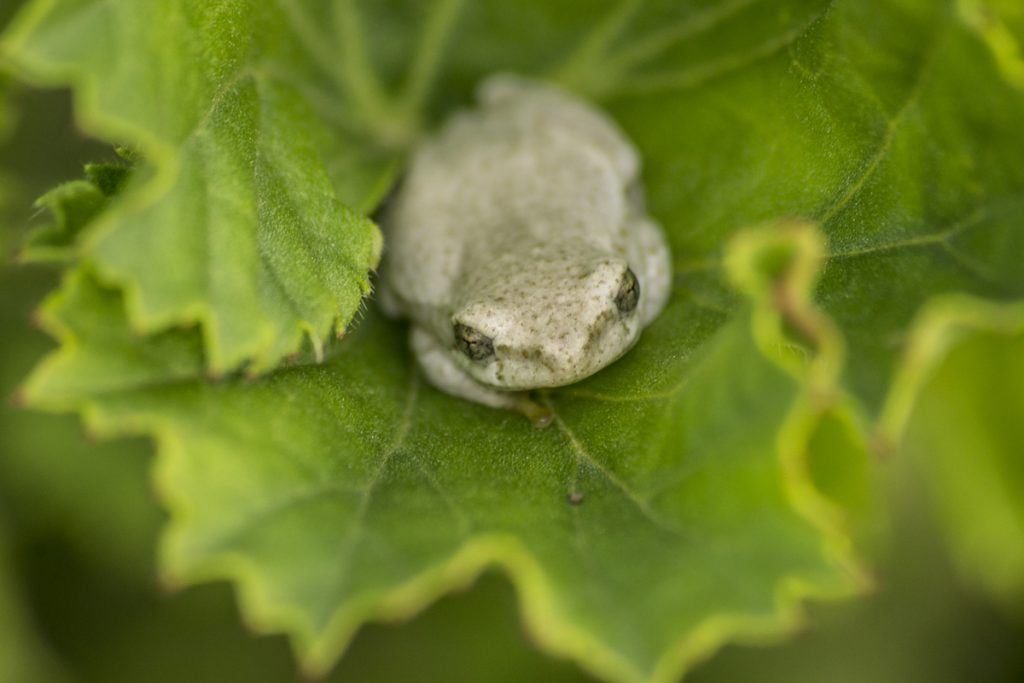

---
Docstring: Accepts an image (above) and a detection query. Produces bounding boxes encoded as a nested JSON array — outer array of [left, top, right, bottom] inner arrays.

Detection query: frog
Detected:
[[378, 74, 671, 422]]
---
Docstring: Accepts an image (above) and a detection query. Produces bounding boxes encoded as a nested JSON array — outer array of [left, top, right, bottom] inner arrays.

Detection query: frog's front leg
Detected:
[[410, 327, 552, 426]]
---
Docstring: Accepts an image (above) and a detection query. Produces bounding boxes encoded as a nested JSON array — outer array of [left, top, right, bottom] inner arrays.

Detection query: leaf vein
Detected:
[[817, 31, 940, 225], [400, 0, 465, 115], [615, 4, 832, 96], [561, 379, 689, 404], [187, 482, 365, 557], [314, 373, 422, 624], [609, 0, 760, 73], [413, 458, 473, 538], [827, 208, 987, 260], [549, 407, 689, 539]]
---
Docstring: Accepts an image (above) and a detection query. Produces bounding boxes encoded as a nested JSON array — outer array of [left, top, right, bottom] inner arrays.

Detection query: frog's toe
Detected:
[[516, 395, 554, 428]]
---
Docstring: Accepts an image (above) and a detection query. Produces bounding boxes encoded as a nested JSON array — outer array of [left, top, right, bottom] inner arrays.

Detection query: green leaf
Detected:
[[18, 159, 134, 265], [1, 0, 387, 372], [24, 219, 866, 683], [21, 176, 108, 263], [959, 0, 1024, 90], [877, 297, 1024, 607]]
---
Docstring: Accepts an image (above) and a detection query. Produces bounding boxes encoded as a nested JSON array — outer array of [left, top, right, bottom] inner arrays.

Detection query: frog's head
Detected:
[[447, 248, 644, 389]]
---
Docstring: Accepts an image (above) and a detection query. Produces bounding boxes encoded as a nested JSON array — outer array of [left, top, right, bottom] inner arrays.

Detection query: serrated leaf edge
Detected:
[[1, 0, 382, 374]]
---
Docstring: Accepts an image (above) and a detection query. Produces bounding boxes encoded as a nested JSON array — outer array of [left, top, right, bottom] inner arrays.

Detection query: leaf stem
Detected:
[[331, 0, 395, 124], [605, 0, 757, 74], [275, 0, 349, 95], [399, 0, 465, 117], [549, 0, 640, 95]]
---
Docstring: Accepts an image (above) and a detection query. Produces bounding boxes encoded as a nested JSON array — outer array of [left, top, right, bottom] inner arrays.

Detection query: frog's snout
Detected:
[[450, 257, 645, 389], [492, 317, 638, 389]]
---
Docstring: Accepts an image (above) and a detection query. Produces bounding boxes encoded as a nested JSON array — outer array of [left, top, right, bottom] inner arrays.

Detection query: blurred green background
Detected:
[[2, 3, 1023, 682]]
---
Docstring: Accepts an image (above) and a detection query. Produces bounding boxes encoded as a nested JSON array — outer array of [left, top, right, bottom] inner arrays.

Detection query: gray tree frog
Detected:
[[379, 75, 671, 421]]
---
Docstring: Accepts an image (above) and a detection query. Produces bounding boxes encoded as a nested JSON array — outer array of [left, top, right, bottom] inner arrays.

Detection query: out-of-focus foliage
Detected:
[[1, 1, 1023, 682], [690, 471, 1024, 683], [880, 298, 1024, 607], [0, 521, 68, 683]]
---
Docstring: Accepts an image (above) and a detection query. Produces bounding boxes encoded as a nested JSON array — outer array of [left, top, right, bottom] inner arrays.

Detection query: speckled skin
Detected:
[[379, 75, 671, 410]]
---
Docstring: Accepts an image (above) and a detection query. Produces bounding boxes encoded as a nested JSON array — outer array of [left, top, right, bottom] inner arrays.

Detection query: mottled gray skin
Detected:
[[379, 75, 671, 411]]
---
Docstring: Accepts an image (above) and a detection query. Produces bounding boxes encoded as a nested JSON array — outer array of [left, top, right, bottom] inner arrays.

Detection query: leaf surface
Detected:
[[25, 221, 866, 683], [2, 0, 386, 372]]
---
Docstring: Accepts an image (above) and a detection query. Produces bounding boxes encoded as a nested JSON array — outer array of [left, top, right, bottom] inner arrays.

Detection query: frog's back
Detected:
[[381, 76, 640, 317]]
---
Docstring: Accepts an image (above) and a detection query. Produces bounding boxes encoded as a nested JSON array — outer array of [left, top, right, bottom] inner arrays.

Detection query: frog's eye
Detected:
[[615, 268, 640, 314], [454, 323, 495, 361]]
